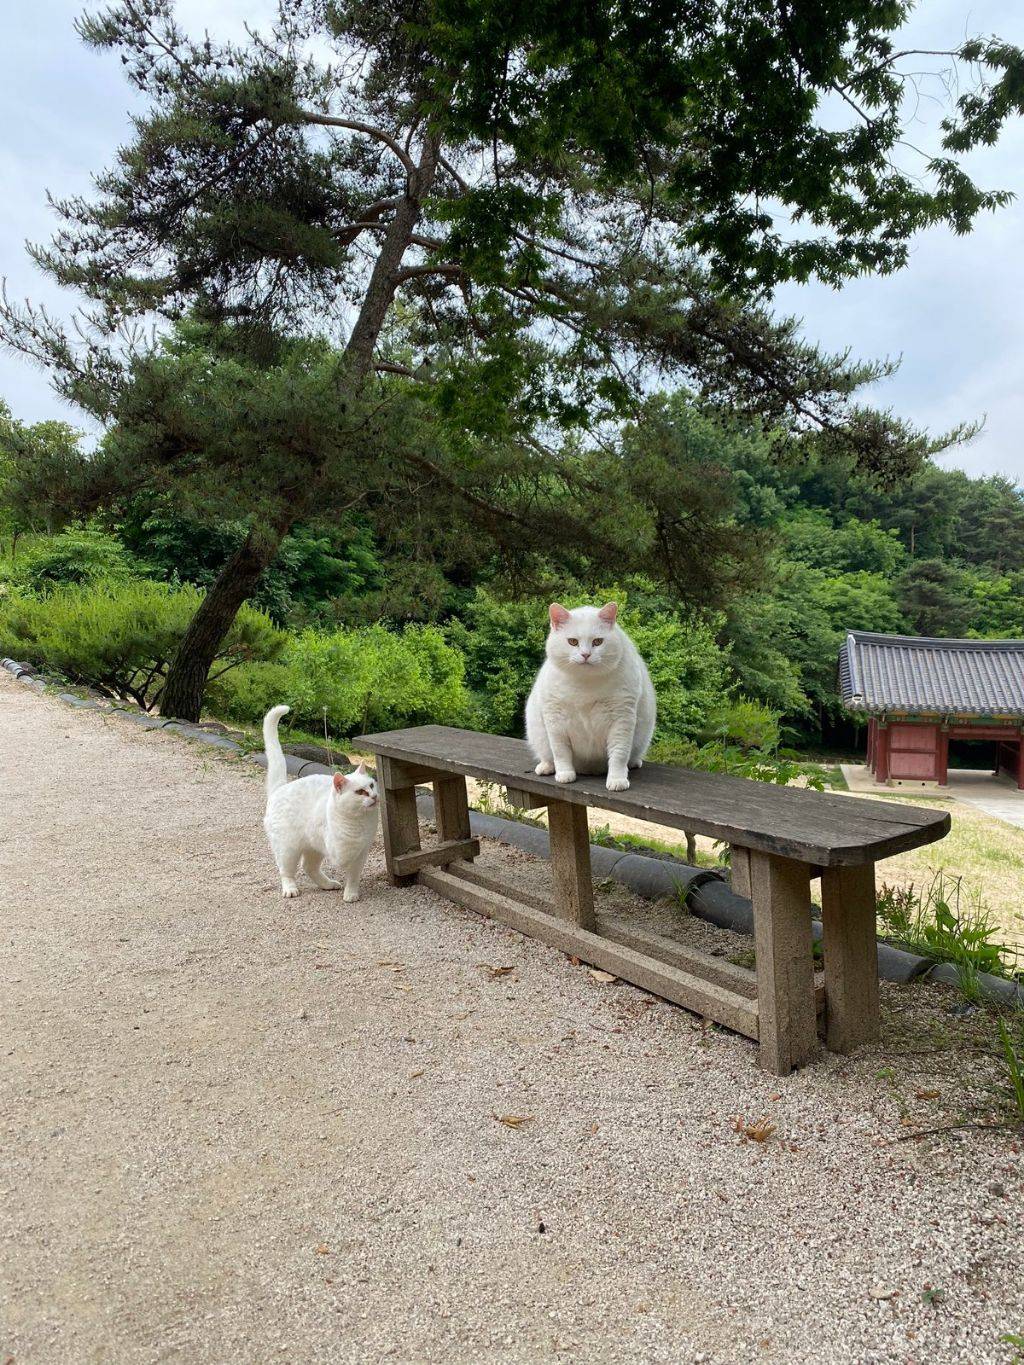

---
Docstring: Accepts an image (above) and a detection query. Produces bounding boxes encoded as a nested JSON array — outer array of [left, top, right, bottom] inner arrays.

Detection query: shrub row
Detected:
[[0, 571, 782, 755]]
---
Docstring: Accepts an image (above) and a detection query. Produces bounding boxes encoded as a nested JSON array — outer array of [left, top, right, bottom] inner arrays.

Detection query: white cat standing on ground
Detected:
[[525, 602, 657, 792], [262, 705, 379, 900]]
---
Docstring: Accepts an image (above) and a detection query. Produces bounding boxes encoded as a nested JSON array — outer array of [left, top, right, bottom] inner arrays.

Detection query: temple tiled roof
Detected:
[[838, 631, 1024, 718]]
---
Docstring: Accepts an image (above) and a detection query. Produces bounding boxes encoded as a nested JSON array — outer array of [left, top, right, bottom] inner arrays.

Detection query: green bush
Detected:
[[448, 592, 546, 734], [451, 583, 731, 742], [875, 872, 1016, 981], [208, 622, 473, 737], [0, 578, 284, 710], [702, 695, 781, 751], [11, 526, 141, 595]]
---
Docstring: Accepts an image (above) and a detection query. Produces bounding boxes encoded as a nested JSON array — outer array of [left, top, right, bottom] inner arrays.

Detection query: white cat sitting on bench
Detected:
[[525, 601, 656, 792], [262, 705, 378, 900]]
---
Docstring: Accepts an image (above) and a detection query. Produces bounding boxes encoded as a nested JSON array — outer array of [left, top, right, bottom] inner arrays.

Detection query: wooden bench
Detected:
[[356, 725, 950, 1075]]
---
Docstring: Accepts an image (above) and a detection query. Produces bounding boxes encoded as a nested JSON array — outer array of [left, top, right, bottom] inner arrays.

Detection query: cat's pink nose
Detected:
[[580, 651, 591, 660]]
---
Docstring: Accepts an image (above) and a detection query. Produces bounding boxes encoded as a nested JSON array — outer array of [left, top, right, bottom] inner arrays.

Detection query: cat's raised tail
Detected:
[[262, 704, 291, 799]]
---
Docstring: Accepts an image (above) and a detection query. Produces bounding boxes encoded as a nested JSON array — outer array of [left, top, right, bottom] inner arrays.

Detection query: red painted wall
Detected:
[[887, 724, 940, 780]]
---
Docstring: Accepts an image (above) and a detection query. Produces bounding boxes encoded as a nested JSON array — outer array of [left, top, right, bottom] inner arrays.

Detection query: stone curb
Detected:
[[6, 656, 1019, 1002]]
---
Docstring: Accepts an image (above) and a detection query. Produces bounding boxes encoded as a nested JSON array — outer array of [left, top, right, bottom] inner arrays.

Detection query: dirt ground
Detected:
[[2, 670, 1024, 1364]]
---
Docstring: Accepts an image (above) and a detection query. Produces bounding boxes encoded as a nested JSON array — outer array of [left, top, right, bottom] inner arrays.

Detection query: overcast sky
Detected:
[[2, 0, 1023, 482]]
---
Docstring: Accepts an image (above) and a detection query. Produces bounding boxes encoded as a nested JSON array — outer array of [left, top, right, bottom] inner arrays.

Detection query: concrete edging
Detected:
[[5, 656, 1019, 1004]]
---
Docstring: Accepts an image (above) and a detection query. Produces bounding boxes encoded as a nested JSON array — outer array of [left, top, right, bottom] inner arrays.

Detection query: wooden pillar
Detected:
[[1017, 735, 1024, 791], [749, 852, 818, 1075], [730, 845, 752, 898], [866, 719, 876, 773], [819, 863, 880, 1054], [433, 775, 474, 858], [547, 799, 595, 931], [875, 723, 890, 784], [937, 726, 949, 786], [378, 755, 422, 886]]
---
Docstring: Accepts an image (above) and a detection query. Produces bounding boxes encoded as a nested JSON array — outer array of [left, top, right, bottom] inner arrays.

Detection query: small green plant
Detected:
[[1002, 1331, 1024, 1363], [997, 1019, 1024, 1126], [875, 871, 1017, 982]]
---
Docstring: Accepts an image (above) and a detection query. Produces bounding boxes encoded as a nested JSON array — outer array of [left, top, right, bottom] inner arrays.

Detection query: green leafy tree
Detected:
[[3, 0, 1020, 716], [0, 402, 89, 547], [897, 558, 973, 637], [117, 503, 383, 625], [808, 571, 906, 635], [963, 571, 1024, 638], [782, 509, 907, 577]]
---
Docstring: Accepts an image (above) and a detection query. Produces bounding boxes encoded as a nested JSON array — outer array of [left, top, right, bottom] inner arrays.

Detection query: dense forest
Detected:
[[3, 391, 1021, 758]]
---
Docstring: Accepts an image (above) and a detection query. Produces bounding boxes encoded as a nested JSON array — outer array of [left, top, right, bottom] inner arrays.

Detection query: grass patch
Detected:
[[589, 823, 721, 867], [875, 870, 1020, 982]]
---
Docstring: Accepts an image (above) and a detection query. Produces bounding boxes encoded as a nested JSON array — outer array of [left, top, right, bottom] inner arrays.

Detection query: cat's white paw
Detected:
[[318, 877, 343, 890], [606, 774, 630, 792], [343, 889, 360, 903], [628, 759, 643, 770], [554, 769, 577, 784], [535, 760, 556, 776], [282, 883, 300, 899]]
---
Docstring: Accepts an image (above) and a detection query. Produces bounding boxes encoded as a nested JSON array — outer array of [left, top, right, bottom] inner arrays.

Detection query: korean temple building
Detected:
[[838, 630, 1024, 789]]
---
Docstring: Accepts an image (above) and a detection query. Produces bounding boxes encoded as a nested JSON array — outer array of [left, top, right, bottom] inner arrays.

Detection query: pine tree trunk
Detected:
[[159, 530, 280, 721]]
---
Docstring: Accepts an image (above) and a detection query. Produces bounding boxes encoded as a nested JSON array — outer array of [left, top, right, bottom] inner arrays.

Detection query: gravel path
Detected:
[[2, 671, 1023, 1365]]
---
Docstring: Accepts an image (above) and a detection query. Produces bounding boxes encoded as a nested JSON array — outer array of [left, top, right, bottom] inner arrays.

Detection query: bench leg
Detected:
[[547, 800, 596, 931], [433, 775, 475, 862], [730, 845, 752, 898], [749, 852, 818, 1075], [820, 864, 880, 1054], [378, 755, 422, 886]]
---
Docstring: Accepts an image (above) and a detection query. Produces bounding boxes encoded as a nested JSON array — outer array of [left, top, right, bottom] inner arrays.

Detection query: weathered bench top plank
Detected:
[[356, 725, 950, 867]]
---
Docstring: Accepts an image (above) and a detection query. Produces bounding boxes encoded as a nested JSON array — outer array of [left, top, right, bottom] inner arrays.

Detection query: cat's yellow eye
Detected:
[[593, 637, 603, 646], [567, 637, 578, 646]]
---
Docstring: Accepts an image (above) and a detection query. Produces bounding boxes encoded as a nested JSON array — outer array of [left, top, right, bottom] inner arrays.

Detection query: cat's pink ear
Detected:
[[332, 772, 348, 792], [355, 761, 367, 775], [598, 601, 618, 625], [549, 602, 571, 628]]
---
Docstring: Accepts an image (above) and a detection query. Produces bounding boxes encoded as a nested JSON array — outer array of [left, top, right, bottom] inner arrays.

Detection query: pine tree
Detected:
[[2, 0, 1021, 717]]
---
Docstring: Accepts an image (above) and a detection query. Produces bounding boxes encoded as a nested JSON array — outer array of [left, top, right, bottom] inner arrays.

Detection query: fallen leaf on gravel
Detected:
[[915, 1089, 941, 1100], [588, 969, 617, 984], [451, 1009, 475, 1020], [869, 1287, 896, 1301], [479, 964, 515, 978], [378, 960, 405, 970], [314, 1245, 331, 1255], [568, 955, 581, 967], [409, 1069, 425, 1078], [493, 1113, 534, 1129], [394, 982, 412, 993], [733, 1116, 775, 1143]]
